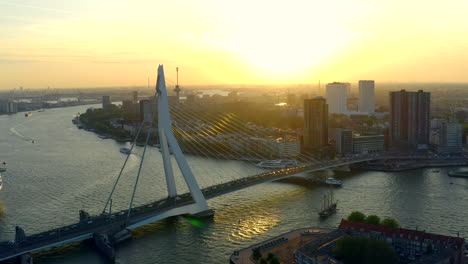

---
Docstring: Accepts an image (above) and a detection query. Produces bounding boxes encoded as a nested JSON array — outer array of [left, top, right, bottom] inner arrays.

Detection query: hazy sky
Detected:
[[1, 0, 468, 89]]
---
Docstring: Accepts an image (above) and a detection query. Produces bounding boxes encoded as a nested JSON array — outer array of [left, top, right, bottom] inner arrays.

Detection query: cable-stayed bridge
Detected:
[[0, 66, 442, 262]]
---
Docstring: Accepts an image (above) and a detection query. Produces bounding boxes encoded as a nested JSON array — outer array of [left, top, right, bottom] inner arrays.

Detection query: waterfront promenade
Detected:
[[229, 228, 337, 264]]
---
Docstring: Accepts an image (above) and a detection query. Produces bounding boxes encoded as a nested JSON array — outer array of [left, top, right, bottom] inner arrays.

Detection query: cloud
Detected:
[[0, 0, 72, 14]]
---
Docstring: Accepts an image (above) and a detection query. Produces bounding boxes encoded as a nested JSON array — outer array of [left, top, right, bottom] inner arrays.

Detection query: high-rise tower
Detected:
[[326, 82, 348, 114], [303, 97, 328, 149], [390, 90, 430, 149], [358, 80, 375, 113]]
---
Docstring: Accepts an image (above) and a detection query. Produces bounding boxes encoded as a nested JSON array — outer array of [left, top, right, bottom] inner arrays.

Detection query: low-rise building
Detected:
[[0, 100, 18, 113], [430, 121, 463, 154], [335, 129, 353, 155], [122, 100, 139, 113], [250, 137, 301, 158], [338, 220, 465, 264], [352, 134, 385, 154], [294, 220, 465, 264]]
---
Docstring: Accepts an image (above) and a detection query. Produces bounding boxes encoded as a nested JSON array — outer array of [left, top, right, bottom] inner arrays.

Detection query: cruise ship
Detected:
[[256, 159, 299, 169]]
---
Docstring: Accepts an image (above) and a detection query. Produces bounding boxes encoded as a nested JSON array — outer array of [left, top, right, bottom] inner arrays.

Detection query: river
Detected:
[[0, 105, 466, 264]]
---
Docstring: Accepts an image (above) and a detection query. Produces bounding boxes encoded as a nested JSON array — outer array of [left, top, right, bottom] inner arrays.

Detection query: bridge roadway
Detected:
[[0, 155, 442, 261]]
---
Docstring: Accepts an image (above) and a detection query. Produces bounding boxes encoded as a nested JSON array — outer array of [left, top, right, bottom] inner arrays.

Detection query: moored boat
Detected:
[[325, 177, 342, 186], [120, 148, 131, 154], [448, 171, 468, 178]]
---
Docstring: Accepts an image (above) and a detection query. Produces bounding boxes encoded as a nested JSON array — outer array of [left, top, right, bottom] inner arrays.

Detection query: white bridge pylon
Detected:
[[156, 65, 209, 214]]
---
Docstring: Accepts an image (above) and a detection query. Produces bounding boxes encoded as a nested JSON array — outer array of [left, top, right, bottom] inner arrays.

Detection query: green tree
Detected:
[[365, 215, 381, 225], [427, 243, 434, 254], [252, 248, 262, 261], [267, 253, 274, 261], [364, 239, 398, 264], [333, 236, 367, 264], [347, 211, 366, 222], [260, 258, 268, 264], [269, 256, 280, 264], [333, 236, 397, 264], [381, 218, 399, 229]]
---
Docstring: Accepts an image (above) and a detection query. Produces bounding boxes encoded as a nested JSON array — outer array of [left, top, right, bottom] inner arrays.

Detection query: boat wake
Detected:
[[9, 127, 33, 142]]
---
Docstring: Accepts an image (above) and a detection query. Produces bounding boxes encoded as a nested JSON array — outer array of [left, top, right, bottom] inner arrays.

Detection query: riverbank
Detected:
[[448, 170, 468, 178], [357, 160, 467, 172], [73, 113, 132, 142], [229, 228, 335, 264]]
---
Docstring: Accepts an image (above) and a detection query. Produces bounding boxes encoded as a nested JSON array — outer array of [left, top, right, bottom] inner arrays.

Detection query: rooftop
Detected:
[[339, 219, 464, 248]]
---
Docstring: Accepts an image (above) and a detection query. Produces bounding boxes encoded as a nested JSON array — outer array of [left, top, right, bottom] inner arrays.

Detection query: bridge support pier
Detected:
[[19, 254, 33, 264], [92, 233, 115, 261], [189, 209, 215, 218], [10, 254, 33, 264]]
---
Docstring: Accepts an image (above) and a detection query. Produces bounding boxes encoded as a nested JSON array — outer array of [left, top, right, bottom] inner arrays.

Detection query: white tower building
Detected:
[[326, 82, 348, 114], [358, 80, 375, 113]]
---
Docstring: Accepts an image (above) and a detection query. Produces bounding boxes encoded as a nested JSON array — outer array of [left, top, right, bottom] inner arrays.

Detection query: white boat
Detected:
[[0, 175, 3, 190], [256, 159, 299, 169], [325, 177, 342, 186], [120, 148, 131, 154]]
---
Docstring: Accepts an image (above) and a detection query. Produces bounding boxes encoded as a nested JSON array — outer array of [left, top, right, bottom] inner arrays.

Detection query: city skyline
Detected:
[[0, 65, 466, 264], [1, 0, 468, 89]]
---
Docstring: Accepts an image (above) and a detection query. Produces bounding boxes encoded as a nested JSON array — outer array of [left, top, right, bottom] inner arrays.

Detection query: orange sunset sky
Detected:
[[1, 0, 468, 89]]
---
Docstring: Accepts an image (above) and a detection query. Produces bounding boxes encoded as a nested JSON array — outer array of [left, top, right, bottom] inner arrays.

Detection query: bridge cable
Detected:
[[169, 107, 292, 177], [172, 104, 316, 163], [169, 113, 265, 183], [102, 121, 145, 214], [164, 77, 319, 162], [126, 127, 152, 223], [170, 105, 279, 162], [169, 108, 274, 172], [170, 106, 301, 169]]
